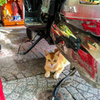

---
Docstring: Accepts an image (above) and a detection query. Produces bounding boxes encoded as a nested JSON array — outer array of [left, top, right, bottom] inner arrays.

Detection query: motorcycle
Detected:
[[18, 0, 100, 100]]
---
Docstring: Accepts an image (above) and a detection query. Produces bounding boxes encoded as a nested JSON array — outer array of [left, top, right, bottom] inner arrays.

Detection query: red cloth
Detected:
[[0, 79, 5, 100]]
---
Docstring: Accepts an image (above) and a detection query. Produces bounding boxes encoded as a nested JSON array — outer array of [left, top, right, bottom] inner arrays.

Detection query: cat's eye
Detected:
[[48, 59, 51, 62], [53, 60, 57, 62]]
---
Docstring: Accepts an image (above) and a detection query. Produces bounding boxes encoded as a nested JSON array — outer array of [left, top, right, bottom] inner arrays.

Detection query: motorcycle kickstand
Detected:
[[52, 67, 76, 100], [17, 32, 43, 55]]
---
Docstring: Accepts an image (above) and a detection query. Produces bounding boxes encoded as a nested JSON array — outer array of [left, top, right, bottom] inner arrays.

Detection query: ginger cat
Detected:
[[44, 49, 68, 79]]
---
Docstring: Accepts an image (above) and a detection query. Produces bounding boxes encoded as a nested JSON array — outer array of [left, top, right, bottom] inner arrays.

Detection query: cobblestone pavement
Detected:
[[0, 27, 100, 100]]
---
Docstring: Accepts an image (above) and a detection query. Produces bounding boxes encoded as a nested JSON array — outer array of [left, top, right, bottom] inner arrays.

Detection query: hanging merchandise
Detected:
[[0, 0, 7, 6]]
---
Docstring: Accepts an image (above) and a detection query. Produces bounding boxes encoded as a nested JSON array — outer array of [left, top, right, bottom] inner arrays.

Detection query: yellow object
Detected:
[[3, 6, 6, 17], [3, 6, 11, 18]]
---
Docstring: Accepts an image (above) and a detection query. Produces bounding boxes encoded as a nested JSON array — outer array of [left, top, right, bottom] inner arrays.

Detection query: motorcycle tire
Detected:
[[26, 28, 32, 40]]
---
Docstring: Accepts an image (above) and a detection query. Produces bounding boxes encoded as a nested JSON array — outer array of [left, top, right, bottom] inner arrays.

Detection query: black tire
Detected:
[[26, 28, 32, 40]]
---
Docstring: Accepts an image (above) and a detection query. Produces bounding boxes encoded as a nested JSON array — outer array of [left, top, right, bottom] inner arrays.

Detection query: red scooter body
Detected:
[[51, 0, 100, 88]]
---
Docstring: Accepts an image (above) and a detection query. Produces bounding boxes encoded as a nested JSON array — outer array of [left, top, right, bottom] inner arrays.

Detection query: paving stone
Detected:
[[14, 86, 26, 94], [2, 57, 14, 65], [77, 84, 89, 92], [36, 74, 46, 81], [46, 78, 57, 83], [63, 95, 74, 100], [7, 80, 17, 84], [26, 85, 37, 92], [69, 80, 79, 87], [59, 87, 69, 95], [26, 52, 37, 59], [63, 69, 70, 75], [88, 87, 98, 95], [78, 89, 93, 98], [6, 68, 18, 74], [75, 71, 81, 77], [3, 88, 13, 95], [65, 86, 78, 95], [38, 80, 47, 88], [48, 82, 57, 88], [17, 97, 22, 100], [36, 87, 48, 94], [74, 75, 86, 84], [17, 83, 26, 89], [6, 76, 16, 81], [22, 70, 34, 77], [59, 73, 66, 79], [2, 73, 14, 78], [27, 76, 37, 85], [2, 61, 15, 68], [6, 97, 13, 100], [22, 91, 36, 99], [0, 67, 11, 72], [11, 70, 19, 75], [1, 77, 6, 82], [47, 87, 54, 91], [40, 51, 45, 57], [9, 92, 20, 100], [16, 73, 25, 79], [32, 51, 44, 58], [36, 88, 43, 94], [85, 83, 92, 87], [20, 98, 28, 100], [87, 97, 99, 100], [73, 93, 85, 100], [97, 95, 100, 99], [5, 83, 16, 90]]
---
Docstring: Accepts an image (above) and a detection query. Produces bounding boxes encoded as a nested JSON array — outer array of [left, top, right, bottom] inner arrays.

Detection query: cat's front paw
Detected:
[[45, 72, 50, 78], [54, 73, 60, 79]]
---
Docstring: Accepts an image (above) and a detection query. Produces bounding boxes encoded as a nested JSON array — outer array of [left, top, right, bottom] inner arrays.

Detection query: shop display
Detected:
[[1, 0, 24, 26]]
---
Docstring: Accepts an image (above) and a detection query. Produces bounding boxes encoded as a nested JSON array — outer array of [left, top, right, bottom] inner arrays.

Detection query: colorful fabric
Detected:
[[0, 0, 7, 6]]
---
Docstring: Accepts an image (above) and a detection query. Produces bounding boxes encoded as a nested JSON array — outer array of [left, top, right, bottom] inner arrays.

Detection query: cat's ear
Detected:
[[54, 49, 58, 53], [44, 50, 49, 56], [55, 51, 60, 57]]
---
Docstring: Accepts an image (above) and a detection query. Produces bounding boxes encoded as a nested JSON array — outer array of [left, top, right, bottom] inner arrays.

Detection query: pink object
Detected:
[[12, 2, 18, 16], [0, 78, 5, 100]]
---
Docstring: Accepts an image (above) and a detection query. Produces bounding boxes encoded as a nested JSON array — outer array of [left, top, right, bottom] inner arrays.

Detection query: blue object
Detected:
[[13, 15, 21, 21], [13, 16, 18, 21]]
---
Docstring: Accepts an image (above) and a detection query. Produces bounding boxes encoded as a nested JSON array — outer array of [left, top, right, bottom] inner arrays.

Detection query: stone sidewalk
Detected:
[[2, 72, 100, 100], [0, 27, 100, 100]]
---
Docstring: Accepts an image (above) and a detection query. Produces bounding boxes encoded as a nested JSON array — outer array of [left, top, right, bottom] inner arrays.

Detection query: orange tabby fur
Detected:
[[44, 49, 68, 79]]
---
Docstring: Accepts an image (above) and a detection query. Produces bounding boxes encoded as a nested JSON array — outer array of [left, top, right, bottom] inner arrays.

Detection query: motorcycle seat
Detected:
[[27, 24, 46, 32]]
